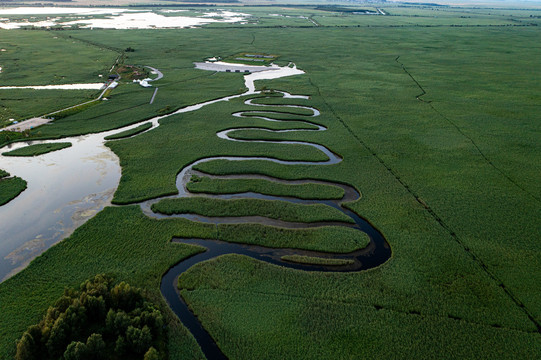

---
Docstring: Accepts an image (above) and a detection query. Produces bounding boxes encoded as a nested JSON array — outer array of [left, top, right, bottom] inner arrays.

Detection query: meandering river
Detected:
[[0, 64, 305, 281], [0, 64, 390, 358]]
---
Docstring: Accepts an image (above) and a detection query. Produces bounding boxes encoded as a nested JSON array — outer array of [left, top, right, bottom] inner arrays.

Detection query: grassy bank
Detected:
[[187, 175, 344, 200], [281, 255, 354, 266], [0, 171, 27, 206], [2, 142, 71, 157], [151, 197, 354, 224], [218, 224, 370, 253]]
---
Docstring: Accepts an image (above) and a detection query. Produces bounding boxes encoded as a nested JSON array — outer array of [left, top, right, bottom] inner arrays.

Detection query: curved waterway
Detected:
[[143, 94, 391, 359], [0, 63, 391, 358], [0, 64, 300, 280]]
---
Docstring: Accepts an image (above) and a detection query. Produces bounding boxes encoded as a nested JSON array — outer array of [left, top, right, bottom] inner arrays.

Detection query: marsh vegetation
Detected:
[[0, 3, 540, 359]]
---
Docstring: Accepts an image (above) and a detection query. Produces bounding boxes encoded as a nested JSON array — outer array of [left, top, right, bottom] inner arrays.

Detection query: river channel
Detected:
[[0, 63, 303, 281], [0, 64, 390, 358]]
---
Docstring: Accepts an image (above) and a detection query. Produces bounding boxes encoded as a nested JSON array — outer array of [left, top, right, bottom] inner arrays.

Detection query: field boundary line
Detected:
[[308, 76, 541, 333], [394, 55, 540, 204]]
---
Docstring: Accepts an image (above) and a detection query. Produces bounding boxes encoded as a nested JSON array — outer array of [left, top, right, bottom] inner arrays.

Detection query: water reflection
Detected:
[[0, 134, 120, 281]]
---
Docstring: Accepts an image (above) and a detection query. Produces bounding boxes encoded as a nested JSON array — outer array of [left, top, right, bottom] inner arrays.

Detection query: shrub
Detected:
[[15, 274, 165, 360]]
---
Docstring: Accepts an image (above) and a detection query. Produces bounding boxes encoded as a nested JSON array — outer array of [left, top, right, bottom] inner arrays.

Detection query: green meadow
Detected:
[[0, 4, 540, 359], [151, 197, 354, 223]]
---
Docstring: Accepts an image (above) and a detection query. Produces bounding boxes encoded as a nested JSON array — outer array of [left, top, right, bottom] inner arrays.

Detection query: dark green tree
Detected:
[[144, 347, 160, 360]]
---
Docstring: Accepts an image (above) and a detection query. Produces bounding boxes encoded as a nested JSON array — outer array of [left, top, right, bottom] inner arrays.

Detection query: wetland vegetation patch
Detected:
[[104, 123, 152, 141], [0, 170, 26, 206], [217, 223, 370, 253], [2, 142, 72, 157], [187, 175, 344, 200], [151, 197, 354, 224]]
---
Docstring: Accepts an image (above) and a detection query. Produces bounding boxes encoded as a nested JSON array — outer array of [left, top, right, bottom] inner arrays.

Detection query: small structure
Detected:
[[133, 79, 152, 88], [194, 62, 279, 74], [108, 74, 119, 81]]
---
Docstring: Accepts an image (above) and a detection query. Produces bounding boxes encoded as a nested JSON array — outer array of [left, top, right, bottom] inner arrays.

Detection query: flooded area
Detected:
[[0, 7, 250, 29], [0, 134, 120, 281]]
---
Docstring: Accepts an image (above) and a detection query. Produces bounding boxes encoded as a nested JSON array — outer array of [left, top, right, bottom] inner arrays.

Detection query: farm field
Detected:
[[0, 3, 540, 359]]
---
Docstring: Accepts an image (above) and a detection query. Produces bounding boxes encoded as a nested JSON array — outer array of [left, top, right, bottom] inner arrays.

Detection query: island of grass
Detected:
[[281, 255, 355, 266], [151, 197, 354, 224], [187, 175, 344, 200], [104, 123, 152, 141], [0, 170, 27, 206], [2, 142, 71, 157], [218, 223, 370, 252]]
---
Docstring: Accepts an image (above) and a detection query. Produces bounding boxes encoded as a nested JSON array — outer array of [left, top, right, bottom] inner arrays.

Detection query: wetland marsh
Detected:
[[0, 3, 540, 359]]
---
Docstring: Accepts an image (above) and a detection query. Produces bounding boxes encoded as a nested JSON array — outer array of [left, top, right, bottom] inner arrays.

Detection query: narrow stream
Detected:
[[143, 93, 391, 359]]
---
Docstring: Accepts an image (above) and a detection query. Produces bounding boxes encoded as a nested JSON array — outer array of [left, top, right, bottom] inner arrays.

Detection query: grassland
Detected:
[[2, 142, 71, 156], [0, 31, 116, 127], [187, 175, 344, 199], [217, 224, 370, 253], [0, 131, 29, 148], [179, 255, 541, 360], [0, 89, 99, 128], [0, 4, 540, 359], [29, 70, 245, 139], [0, 170, 27, 206], [152, 197, 353, 223]]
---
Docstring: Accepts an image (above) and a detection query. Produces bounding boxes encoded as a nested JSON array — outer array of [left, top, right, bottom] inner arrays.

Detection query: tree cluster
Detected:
[[16, 274, 165, 360]]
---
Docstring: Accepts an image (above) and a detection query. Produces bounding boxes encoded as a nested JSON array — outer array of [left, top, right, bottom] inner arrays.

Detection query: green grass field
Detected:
[[0, 4, 540, 359], [187, 175, 344, 199], [0, 31, 117, 127]]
